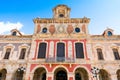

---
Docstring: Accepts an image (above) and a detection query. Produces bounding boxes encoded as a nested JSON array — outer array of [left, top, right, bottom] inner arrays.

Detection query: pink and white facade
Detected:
[[0, 5, 120, 80]]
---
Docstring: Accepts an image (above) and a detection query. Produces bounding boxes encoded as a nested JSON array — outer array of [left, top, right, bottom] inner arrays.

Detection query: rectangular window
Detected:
[[75, 43, 84, 58], [113, 49, 120, 60], [97, 48, 104, 60], [57, 43, 65, 61], [37, 43, 47, 58], [19, 48, 26, 59], [4, 48, 11, 59]]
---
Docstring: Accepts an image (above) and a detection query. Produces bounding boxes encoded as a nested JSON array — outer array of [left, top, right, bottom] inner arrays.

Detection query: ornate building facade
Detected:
[[0, 5, 120, 80]]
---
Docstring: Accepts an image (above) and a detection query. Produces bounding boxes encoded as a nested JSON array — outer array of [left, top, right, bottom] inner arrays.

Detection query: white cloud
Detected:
[[0, 21, 23, 34]]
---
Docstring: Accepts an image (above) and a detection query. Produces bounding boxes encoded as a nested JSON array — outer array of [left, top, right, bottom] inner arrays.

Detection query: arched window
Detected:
[[75, 43, 84, 58], [57, 42, 65, 61], [97, 48, 104, 60], [112, 48, 120, 60], [99, 69, 109, 80], [37, 43, 47, 58], [4, 48, 11, 59], [0, 69, 7, 80], [19, 48, 26, 59]]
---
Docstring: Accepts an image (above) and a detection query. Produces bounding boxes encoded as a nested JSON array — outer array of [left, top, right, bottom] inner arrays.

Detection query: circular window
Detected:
[[42, 28, 47, 33], [108, 31, 112, 36], [59, 14, 64, 17], [75, 27, 80, 33], [12, 31, 17, 36]]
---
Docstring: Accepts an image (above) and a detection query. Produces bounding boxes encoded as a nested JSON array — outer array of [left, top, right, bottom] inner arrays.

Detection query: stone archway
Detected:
[[13, 70, 24, 80], [33, 67, 46, 80], [117, 69, 120, 80], [99, 69, 110, 80], [74, 68, 89, 80], [0, 69, 7, 80], [54, 68, 67, 80]]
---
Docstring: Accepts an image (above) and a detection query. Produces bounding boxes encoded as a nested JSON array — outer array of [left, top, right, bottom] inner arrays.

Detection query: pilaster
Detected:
[[47, 72, 53, 80], [6, 73, 13, 80], [111, 74, 117, 80]]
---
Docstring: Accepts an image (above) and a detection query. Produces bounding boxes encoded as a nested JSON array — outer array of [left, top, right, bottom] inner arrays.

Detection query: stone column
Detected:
[[24, 73, 29, 80], [6, 73, 13, 80], [111, 74, 117, 80], [89, 73, 94, 80], [47, 72, 53, 80], [29, 73, 34, 80], [68, 72, 74, 80]]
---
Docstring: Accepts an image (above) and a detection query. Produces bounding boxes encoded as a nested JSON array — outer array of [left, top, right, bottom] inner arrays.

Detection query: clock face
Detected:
[[75, 27, 80, 33], [42, 28, 47, 33]]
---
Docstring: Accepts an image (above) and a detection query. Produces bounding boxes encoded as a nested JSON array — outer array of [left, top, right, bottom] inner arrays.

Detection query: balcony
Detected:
[[46, 57, 75, 63]]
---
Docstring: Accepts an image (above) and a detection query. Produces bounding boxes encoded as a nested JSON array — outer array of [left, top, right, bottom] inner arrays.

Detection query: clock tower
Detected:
[[53, 5, 71, 18]]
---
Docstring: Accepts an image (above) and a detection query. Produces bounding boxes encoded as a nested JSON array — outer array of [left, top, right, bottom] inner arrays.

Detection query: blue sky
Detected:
[[0, 0, 120, 35]]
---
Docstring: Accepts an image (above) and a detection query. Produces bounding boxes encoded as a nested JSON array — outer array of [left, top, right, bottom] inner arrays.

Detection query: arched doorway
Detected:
[[0, 69, 7, 80], [74, 68, 89, 80], [99, 69, 110, 80], [33, 67, 46, 80], [117, 69, 120, 80], [54, 68, 67, 80], [14, 70, 24, 80]]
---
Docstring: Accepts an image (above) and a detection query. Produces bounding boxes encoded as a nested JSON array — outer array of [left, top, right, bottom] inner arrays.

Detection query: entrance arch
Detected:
[[74, 68, 89, 80], [117, 69, 120, 80], [54, 68, 67, 80], [99, 69, 110, 80], [0, 69, 7, 80], [13, 70, 24, 80], [33, 67, 46, 80]]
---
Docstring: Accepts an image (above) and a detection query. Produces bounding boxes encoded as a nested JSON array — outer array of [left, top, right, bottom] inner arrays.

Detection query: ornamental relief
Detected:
[[49, 41, 54, 57], [37, 23, 87, 36]]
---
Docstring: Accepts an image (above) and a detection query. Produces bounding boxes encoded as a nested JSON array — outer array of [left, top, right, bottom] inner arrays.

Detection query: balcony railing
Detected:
[[46, 57, 75, 63]]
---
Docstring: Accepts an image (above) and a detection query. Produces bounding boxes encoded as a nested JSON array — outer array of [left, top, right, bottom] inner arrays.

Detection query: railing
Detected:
[[46, 57, 75, 63]]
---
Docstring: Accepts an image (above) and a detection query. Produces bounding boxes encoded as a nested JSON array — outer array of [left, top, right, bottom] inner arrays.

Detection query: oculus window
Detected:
[[42, 28, 47, 33], [107, 31, 112, 36], [75, 27, 80, 33]]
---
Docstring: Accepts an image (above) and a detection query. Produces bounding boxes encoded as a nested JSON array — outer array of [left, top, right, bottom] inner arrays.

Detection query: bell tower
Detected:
[[53, 5, 71, 18]]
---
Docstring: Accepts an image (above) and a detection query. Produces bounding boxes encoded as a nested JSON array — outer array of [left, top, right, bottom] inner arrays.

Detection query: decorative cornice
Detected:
[[90, 35, 120, 41], [33, 17, 90, 24], [0, 35, 32, 41]]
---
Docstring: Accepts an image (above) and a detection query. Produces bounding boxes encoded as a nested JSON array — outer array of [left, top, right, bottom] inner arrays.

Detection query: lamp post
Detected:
[[17, 67, 26, 72], [17, 67, 26, 80], [91, 67, 100, 80]]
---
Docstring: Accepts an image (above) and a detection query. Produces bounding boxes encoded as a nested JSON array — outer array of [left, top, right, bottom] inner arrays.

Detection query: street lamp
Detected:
[[17, 67, 26, 80], [17, 67, 26, 72], [91, 67, 100, 80]]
